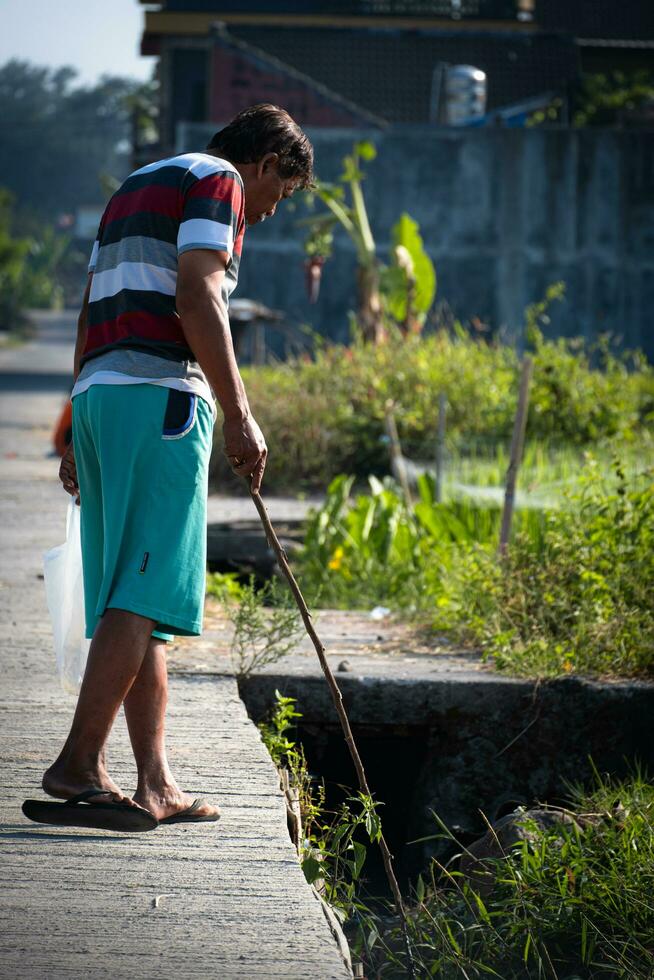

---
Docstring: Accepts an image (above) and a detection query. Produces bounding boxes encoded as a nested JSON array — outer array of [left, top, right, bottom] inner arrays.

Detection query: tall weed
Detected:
[[438, 460, 654, 677], [371, 774, 654, 979]]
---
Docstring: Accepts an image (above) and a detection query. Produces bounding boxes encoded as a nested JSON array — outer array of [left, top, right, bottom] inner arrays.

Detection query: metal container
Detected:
[[442, 64, 487, 126]]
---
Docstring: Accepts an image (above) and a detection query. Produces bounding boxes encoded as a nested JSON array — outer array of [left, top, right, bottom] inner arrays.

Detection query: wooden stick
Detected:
[[435, 392, 447, 503], [499, 357, 533, 555], [384, 401, 413, 508], [249, 486, 416, 979]]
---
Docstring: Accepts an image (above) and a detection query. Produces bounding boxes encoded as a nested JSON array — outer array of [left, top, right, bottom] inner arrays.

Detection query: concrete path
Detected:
[[0, 313, 351, 979]]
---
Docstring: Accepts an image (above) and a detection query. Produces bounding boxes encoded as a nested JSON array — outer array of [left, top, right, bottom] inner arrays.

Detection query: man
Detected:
[[23, 104, 314, 832]]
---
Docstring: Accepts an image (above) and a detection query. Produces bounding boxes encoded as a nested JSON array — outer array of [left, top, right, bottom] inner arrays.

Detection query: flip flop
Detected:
[[22, 787, 158, 833], [158, 798, 220, 825]]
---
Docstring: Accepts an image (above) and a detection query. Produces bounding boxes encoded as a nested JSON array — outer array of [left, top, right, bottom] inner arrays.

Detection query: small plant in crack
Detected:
[[229, 576, 303, 678]]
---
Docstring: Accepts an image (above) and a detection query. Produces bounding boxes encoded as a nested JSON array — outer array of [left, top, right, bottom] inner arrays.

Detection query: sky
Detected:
[[0, 0, 155, 85]]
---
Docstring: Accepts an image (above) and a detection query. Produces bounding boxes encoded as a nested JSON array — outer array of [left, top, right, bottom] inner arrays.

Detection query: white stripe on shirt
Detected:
[[132, 152, 239, 182], [88, 240, 99, 272], [89, 262, 177, 302], [177, 218, 233, 255]]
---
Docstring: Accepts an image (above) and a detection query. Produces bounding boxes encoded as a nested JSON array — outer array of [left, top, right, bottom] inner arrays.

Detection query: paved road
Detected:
[[0, 313, 351, 979]]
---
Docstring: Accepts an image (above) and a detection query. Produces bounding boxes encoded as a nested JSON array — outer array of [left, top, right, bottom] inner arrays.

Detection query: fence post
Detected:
[[499, 357, 533, 555], [252, 322, 266, 365], [384, 401, 413, 508], [435, 392, 447, 503]]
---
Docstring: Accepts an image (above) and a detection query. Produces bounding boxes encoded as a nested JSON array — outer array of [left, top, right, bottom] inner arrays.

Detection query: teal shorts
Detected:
[[72, 384, 214, 642]]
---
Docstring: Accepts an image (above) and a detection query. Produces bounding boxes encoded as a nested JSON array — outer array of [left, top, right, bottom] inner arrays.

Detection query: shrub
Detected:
[[206, 573, 302, 678], [213, 326, 654, 493], [296, 462, 654, 679]]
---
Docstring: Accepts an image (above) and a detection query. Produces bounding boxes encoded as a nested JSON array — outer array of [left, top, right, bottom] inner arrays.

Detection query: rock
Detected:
[[337, 660, 351, 672], [460, 807, 580, 898]]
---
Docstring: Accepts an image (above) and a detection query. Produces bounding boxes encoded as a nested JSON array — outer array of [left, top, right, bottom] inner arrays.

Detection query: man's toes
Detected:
[[97, 790, 125, 804], [194, 800, 220, 818], [96, 789, 139, 808]]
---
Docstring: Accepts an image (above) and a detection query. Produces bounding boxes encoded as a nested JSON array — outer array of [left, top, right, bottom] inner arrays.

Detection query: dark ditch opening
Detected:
[[293, 720, 431, 898], [207, 519, 303, 585], [238, 672, 654, 904]]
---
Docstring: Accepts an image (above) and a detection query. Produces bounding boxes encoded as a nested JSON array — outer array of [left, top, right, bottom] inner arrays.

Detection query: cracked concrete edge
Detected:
[[313, 886, 354, 977], [261, 747, 354, 977]]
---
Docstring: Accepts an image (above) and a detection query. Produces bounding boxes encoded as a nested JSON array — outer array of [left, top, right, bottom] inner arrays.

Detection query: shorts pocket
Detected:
[[162, 389, 197, 440], [157, 389, 202, 489]]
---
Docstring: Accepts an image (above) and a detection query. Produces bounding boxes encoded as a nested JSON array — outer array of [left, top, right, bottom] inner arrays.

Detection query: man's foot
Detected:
[[42, 760, 141, 809], [133, 779, 219, 822]]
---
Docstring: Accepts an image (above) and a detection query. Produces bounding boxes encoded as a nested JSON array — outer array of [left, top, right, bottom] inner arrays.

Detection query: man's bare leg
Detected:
[[125, 638, 219, 821], [42, 608, 157, 807]]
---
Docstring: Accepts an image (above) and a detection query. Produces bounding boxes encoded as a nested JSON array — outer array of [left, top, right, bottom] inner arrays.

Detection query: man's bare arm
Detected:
[[73, 274, 93, 382], [177, 250, 249, 420], [176, 249, 267, 491], [59, 274, 92, 499]]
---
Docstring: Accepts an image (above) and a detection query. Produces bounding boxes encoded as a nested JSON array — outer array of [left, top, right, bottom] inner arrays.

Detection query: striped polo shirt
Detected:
[[82, 152, 245, 366]]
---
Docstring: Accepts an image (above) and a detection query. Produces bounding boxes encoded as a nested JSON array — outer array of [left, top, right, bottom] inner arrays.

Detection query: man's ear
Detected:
[[256, 152, 279, 179]]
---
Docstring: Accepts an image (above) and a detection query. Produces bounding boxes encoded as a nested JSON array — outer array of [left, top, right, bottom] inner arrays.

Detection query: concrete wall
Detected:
[[228, 126, 654, 358]]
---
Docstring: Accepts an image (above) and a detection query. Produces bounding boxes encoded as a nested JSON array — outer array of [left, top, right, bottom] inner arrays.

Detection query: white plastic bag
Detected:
[[43, 499, 90, 695]]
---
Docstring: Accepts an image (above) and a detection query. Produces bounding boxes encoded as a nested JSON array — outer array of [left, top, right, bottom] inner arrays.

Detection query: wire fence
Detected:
[[384, 429, 654, 511]]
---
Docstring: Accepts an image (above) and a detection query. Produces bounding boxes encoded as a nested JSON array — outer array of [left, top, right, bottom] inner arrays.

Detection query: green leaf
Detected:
[[356, 140, 377, 161], [301, 855, 323, 884], [352, 840, 367, 879], [384, 212, 437, 321]]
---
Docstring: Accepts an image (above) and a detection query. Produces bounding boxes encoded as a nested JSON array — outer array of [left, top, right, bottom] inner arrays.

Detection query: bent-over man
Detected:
[[23, 103, 313, 832]]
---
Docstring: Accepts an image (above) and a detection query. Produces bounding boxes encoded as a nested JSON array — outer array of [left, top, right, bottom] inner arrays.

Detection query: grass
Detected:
[[437, 458, 654, 678], [429, 436, 653, 511], [369, 771, 654, 979]]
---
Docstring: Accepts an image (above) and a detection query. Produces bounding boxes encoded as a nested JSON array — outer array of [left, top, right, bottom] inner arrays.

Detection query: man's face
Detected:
[[243, 154, 299, 226]]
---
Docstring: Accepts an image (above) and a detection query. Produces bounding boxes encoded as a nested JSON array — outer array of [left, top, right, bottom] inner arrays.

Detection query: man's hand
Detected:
[[59, 442, 80, 503], [223, 414, 267, 493]]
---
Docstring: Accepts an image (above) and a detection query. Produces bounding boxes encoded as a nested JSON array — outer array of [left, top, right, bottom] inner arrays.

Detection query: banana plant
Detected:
[[302, 141, 384, 342], [301, 141, 436, 342]]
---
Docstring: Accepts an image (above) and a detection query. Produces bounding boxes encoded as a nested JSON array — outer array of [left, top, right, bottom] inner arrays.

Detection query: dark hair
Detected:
[[208, 104, 314, 189]]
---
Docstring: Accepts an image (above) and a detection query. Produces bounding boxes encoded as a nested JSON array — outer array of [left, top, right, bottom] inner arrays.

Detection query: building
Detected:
[[136, 3, 654, 359], [140, 0, 654, 157]]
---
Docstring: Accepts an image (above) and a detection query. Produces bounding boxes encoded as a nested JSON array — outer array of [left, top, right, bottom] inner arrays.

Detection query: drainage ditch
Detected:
[[209, 520, 654, 897], [238, 670, 654, 898]]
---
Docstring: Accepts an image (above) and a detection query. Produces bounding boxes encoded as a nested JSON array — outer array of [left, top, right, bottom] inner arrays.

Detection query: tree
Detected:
[[0, 60, 157, 221], [0, 189, 30, 330]]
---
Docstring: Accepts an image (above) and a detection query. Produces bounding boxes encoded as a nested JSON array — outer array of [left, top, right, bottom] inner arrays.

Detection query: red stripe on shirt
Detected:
[[233, 225, 245, 258], [84, 311, 187, 353], [185, 172, 244, 207], [104, 185, 184, 224]]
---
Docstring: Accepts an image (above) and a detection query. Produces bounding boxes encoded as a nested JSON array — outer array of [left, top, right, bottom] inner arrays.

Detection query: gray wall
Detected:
[[227, 126, 654, 358]]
